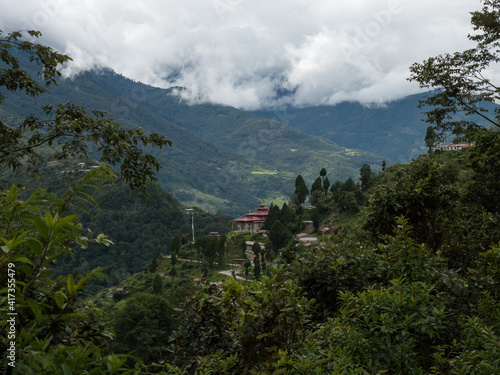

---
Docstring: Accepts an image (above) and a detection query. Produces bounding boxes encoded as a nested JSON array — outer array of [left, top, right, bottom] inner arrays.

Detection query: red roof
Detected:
[[235, 217, 266, 223], [234, 204, 269, 223]]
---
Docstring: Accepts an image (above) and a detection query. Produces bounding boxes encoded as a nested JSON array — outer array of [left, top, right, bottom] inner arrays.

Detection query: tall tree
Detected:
[[262, 203, 281, 230], [425, 126, 438, 151], [152, 274, 163, 294], [252, 242, 261, 280], [280, 202, 296, 227], [311, 177, 322, 194], [323, 176, 330, 195], [409, 0, 500, 142], [269, 219, 291, 251], [218, 234, 227, 268], [320, 167, 327, 182], [294, 175, 309, 205], [342, 177, 357, 192], [466, 129, 500, 213], [359, 164, 373, 191], [310, 209, 320, 231], [364, 158, 459, 251], [170, 235, 182, 255]]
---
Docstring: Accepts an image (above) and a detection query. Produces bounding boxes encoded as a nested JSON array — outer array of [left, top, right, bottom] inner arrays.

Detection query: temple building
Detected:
[[234, 204, 269, 234]]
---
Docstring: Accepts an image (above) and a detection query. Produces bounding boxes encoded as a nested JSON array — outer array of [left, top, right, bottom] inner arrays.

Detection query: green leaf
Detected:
[[54, 291, 67, 309], [47, 233, 73, 251], [62, 363, 72, 375], [26, 237, 44, 256], [0, 232, 29, 252], [33, 217, 50, 239], [66, 274, 75, 294], [53, 214, 77, 233], [10, 255, 32, 264], [27, 298, 42, 318], [101, 330, 115, 340], [45, 211, 56, 228]]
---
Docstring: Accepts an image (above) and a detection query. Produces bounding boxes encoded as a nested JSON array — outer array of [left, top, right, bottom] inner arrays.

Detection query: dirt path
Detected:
[[166, 255, 248, 281], [218, 269, 248, 281]]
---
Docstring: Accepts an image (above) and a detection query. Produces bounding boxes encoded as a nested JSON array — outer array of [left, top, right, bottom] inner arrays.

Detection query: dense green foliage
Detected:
[[0, 29, 231, 374], [109, 292, 174, 363], [160, 159, 500, 372], [55, 182, 233, 288], [3, 2, 500, 373], [0, 186, 140, 374]]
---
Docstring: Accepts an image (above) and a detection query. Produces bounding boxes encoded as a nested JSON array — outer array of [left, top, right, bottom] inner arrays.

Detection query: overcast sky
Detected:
[[0, 0, 480, 109]]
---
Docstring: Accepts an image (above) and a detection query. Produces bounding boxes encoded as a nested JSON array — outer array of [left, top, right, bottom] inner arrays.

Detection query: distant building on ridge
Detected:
[[431, 143, 473, 152]]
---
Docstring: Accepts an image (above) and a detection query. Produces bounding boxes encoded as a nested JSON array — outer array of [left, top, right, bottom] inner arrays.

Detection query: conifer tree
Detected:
[[311, 177, 322, 194], [252, 242, 261, 280], [323, 176, 330, 195], [263, 203, 281, 230], [294, 175, 309, 205], [320, 167, 327, 182], [269, 219, 291, 251], [425, 126, 437, 151], [360, 164, 373, 191]]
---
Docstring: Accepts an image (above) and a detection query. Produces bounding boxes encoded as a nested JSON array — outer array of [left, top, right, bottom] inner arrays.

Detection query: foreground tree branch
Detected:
[[408, 0, 500, 141], [0, 29, 172, 192]]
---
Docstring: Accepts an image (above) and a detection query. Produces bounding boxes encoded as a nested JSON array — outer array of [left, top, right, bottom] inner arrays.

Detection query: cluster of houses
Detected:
[[234, 204, 339, 248], [60, 162, 100, 173]]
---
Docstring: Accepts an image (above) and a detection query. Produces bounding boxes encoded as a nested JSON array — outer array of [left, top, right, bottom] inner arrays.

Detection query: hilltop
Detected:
[[1, 66, 386, 215]]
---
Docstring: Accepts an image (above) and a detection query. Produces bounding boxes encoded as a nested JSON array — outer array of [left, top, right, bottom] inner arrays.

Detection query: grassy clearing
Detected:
[[251, 170, 279, 175]]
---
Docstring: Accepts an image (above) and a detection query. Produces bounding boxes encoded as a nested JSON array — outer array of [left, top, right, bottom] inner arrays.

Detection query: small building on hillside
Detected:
[[245, 241, 266, 251], [303, 221, 314, 233], [431, 143, 473, 152], [318, 225, 340, 235], [296, 233, 318, 246], [234, 204, 269, 234]]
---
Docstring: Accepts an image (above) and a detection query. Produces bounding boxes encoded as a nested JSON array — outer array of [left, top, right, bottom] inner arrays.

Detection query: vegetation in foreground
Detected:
[[2, 1, 500, 373]]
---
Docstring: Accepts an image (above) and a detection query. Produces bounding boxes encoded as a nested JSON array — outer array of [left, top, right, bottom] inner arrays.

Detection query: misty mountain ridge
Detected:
[[2, 65, 430, 215]]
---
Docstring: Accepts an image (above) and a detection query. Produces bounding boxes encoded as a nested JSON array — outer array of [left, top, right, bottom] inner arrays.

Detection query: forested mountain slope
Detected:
[[55, 180, 234, 287], [1, 67, 385, 215], [252, 93, 499, 163], [252, 97, 426, 162]]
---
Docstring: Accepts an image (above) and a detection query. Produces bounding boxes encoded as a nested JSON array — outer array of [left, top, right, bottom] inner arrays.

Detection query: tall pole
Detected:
[[191, 211, 195, 243], [185, 208, 195, 243]]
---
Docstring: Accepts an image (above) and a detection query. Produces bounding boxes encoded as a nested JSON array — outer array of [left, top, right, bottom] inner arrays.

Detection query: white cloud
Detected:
[[0, 0, 480, 109]]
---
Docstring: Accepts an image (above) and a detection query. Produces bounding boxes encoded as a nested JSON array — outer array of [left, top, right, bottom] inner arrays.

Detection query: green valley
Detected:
[[3, 2, 500, 372]]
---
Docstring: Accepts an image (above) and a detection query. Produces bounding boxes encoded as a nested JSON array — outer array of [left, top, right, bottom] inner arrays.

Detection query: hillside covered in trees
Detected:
[[0, 47, 385, 216], [2, 1, 500, 374]]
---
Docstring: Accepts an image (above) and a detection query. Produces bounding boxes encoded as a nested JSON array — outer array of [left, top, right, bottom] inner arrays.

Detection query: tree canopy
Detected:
[[409, 0, 500, 142], [0, 30, 172, 373], [0, 29, 172, 192]]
